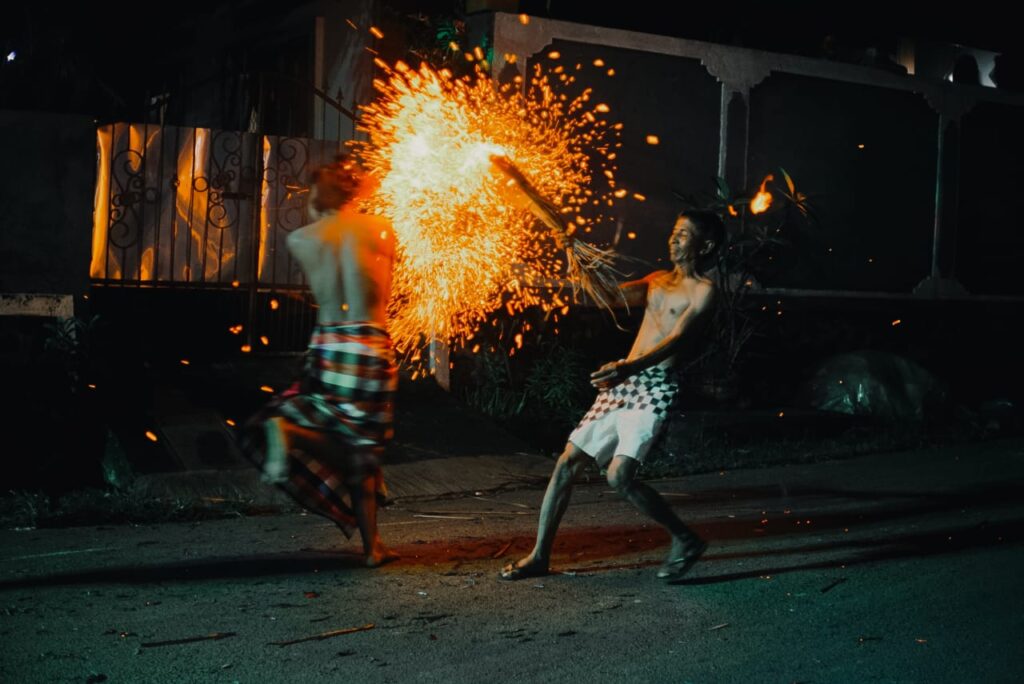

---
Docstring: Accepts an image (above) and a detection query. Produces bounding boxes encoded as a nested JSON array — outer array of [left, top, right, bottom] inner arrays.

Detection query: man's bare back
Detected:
[[286, 195, 394, 325], [254, 166, 399, 569]]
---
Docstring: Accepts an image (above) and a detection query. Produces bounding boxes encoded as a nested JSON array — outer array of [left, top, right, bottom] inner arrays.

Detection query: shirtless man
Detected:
[[245, 157, 398, 567], [500, 210, 724, 581]]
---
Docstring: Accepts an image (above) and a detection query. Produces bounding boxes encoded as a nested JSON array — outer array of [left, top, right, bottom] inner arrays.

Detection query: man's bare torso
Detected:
[[627, 269, 712, 369]]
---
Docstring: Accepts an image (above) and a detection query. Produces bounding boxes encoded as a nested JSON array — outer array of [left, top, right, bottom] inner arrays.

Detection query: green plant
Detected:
[[523, 343, 590, 427], [389, 5, 491, 78], [461, 337, 590, 430], [461, 346, 527, 420], [43, 314, 101, 394]]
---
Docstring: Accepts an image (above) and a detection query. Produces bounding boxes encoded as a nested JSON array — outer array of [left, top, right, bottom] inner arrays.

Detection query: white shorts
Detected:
[[568, 365, 679, 466]]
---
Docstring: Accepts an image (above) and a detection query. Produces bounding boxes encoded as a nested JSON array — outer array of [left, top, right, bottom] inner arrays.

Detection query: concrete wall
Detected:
[[0, 110, 95, 305]]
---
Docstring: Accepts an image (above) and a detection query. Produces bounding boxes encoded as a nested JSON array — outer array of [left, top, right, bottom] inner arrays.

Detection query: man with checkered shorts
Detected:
[[501, 210, 724, 581]]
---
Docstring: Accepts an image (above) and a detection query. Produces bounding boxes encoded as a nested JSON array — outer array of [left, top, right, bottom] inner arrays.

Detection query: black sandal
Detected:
[[499, 560, 550, 581], [656, 538, 708, 580]]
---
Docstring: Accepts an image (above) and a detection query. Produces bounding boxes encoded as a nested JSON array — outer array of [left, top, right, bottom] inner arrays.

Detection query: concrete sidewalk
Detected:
[[128, 450, 557, 505]]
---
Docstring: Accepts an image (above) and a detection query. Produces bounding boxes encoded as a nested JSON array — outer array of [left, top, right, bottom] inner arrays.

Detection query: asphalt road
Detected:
[[2, 439, 1023, 683]]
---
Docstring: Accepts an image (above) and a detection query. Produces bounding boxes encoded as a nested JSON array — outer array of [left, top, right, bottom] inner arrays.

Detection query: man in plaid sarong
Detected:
[[501, 211, 724, 581], [244, 157, 399, 568]]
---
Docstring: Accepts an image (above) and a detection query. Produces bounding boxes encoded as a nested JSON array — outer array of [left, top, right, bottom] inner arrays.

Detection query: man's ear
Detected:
[[699, 240, 716, 255]]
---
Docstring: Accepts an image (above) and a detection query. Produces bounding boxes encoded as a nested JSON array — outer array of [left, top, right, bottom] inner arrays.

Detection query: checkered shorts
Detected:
[[569, 364, 679, 464]]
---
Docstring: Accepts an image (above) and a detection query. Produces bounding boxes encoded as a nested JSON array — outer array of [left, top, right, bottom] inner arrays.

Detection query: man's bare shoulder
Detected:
[[286, 216, 331, 249], [643, 269, 673, 284], [337, 210, 393, 243], [690, 276, 715, 310]]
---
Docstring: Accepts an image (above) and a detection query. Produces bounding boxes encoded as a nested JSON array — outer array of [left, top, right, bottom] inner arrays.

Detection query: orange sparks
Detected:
[[607, 69, 616, 76], [645, 135, 660, 145], [593, 59, 605, 67], [259, 385, 274, 393], [728, 205, 738, 216], [595, 103, 610, 113], [225, 419, 236, 427], [240, 344, 251, 353], [229, 324, 243, 335], [892, 319, 902, 326], [633, 193, 646, 201], [519, 13, 530, 24], [548, 51, 561, 59], [345, 19, 358, 31], [145, 431, 158, 442], [627, 232, 636, 239], [369, 26, 384, 39], [750, 174, 774, 214], [180, 359, 190, 366], [260, 336, 270, 345], [357, 61, 621, 362], [474, 46, 485, 61], [270, 298, 279, 310]]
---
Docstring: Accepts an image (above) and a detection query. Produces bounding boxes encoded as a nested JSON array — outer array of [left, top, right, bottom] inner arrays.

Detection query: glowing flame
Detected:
[[357, 62, 620, 361], [750, 174, 774, 214]]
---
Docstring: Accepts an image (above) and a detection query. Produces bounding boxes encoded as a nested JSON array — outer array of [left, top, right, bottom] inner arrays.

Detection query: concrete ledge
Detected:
[[0, 293, 74, 318]]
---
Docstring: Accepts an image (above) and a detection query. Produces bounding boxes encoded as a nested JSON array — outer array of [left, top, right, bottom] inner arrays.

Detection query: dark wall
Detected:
[[0, 110, 94, 301]]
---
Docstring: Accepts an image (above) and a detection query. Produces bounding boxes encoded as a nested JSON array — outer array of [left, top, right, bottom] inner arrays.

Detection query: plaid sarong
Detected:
[[242, 322, 397, 537]]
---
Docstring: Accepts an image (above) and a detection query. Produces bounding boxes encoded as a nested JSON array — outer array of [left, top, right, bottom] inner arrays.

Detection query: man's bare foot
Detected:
[[499, 555, 549, 581], [261, 419, 289, 484], [365, 547, 400, 568], [656, 534, 707, 580], [261, 451, 289, 484]]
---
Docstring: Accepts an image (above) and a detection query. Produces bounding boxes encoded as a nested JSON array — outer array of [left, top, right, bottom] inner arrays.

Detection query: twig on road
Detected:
[[270, 623, 375, 647], [492, 540, 514, 559], [820, 577, 847, 593], [141, 632, 236, 648]]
